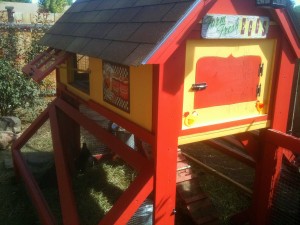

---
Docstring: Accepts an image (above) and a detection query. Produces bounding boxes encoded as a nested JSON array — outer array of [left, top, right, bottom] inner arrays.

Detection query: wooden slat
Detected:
[[177, 179, 207, 204], [55, 98, 150, 172], [205, 139, 256, 167], [22, 48, 70, 82], [12, 101, 50, 150], [265, 129, 300, 154], [98, 165, 154, 225]]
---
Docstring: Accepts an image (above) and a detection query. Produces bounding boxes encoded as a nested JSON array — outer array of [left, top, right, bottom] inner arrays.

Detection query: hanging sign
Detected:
[[201, 14, 270, 39]]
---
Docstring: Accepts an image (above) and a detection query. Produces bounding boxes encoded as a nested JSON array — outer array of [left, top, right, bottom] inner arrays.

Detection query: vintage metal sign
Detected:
[[202, 14, 270, 39], [103, 61, 130, 113]]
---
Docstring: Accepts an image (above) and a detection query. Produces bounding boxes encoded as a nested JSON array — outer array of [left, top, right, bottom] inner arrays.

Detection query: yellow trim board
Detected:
[[178, 120, 270, 145], [66, 85, 90, 101]]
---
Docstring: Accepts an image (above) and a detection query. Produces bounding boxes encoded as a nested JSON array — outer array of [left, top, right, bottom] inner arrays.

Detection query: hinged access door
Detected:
[[180, 39, 276, 143], [193, 54, 261, 109]]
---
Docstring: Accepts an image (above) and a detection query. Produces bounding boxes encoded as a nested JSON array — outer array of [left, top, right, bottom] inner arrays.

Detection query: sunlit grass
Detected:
[[0, 114, 251, 225]]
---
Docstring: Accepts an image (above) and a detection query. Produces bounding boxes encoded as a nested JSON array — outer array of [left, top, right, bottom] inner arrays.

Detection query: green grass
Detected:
[[0, 118, 251, 225], [180, 142, 253, 224], [73, 161, 135, 225], [194, 170, 251, 224], [0, 163, 40, 225], [0, 157, 135, 225]]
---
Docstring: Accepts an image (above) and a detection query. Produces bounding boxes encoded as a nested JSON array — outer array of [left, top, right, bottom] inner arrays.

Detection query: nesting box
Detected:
[[24, 2, 298, 144], [20, 0, 300, 224]]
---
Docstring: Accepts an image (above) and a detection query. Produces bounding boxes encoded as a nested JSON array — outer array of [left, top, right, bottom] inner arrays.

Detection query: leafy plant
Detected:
[[0, 14, 55, 120], [0, 26, 19, 66], [0, 59, 41, 117], [38, 0, 70, 13], [0, 0, 31, 2]]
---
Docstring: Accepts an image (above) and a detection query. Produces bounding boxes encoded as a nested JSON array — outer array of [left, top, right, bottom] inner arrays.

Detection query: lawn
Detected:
[[0, 120, 252, 225]]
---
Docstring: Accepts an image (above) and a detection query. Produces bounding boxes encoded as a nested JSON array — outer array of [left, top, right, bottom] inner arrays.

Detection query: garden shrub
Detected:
[[0, 59, 41, 117]]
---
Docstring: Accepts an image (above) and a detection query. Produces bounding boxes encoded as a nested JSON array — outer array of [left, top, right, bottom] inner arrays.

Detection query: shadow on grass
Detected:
[[0, 151, 134, 225], [72, 160, 127, 225], [0, 182, 41, 225]]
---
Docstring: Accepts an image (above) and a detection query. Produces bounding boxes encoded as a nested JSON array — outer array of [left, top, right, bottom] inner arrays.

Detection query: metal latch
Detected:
[[191, 83, 208, 91]]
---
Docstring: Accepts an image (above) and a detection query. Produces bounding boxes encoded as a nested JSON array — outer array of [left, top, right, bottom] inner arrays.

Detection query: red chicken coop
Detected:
[[14, 0, 300, 224]]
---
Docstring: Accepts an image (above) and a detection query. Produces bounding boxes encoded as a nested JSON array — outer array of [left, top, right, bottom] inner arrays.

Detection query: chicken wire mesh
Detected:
[[79, 104, 136, 155], [270, 155, 300, 225], [127, 198, 153, 225], [80, 105, 111, 155]]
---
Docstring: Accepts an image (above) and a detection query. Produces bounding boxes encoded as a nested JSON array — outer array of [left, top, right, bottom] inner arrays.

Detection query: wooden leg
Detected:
[[250, 142, 282, 225], [49, 106, 80, 225]]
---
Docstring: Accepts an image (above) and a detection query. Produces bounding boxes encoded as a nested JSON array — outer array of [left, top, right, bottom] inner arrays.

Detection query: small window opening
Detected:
[[71, 54, 90, 94]]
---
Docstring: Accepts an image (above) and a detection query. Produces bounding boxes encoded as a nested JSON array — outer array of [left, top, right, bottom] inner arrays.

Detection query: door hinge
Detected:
[[259, 63, 264, 77], [256, 84, 261, 97]]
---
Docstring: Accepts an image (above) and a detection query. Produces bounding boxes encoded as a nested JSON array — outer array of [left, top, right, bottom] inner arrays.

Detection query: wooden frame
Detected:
[[12, 96, 154, 225], [18, 1, 300, 225]]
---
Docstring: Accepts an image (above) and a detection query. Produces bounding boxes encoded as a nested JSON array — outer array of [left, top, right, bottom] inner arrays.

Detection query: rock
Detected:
[[4, 157, 14, 169], [0, 116, 21, 133], [0, 131, 20, 150], [23, 151, 54, 167], [1, 150, 54, 172], [0, 151, 13, 169]]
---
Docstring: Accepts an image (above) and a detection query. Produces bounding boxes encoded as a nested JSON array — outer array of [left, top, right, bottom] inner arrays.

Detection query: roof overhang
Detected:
[[143, 0, 209, 65]]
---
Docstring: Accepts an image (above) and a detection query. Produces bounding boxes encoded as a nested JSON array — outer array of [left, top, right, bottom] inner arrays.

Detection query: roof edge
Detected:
[[142, 0, 204, 65], [274, 8, 300, 58]]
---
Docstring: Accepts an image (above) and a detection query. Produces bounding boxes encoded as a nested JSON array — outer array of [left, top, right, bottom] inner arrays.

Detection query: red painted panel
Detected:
[[194, 55, 261, 108]]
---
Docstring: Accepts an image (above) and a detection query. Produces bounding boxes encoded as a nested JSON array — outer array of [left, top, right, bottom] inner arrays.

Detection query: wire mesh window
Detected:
[[287, 3, 300, 39], [71, 54, 90, 94], [288, 60, 300, 137], [270, 153, 300, 225]]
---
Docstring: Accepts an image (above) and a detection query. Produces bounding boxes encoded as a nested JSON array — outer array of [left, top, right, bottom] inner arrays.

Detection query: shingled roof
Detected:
[[39, 0, 197, 66]]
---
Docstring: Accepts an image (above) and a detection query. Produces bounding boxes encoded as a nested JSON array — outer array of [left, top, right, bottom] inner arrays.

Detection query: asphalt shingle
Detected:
[[40, 0, 196, 65]]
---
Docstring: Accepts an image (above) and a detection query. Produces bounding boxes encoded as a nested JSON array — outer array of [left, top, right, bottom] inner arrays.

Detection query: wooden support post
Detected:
[[152, 60, 183, 224], [152, 140, 178, 225], [59, 93, 81, 174], [250, 142, 282, 225], [49, 106, 80, 225], [250, 35, 296, 224]]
